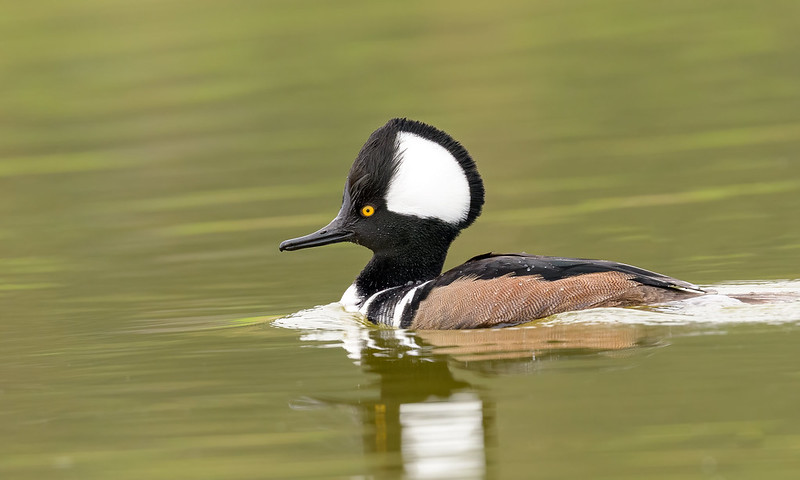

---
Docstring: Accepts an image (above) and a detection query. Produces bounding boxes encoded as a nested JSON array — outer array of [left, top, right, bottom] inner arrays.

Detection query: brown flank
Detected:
[[411, 271, 696, 329]]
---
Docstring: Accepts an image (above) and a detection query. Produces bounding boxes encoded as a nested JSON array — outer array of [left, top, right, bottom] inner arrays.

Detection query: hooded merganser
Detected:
[[279, 118, 705, 329]]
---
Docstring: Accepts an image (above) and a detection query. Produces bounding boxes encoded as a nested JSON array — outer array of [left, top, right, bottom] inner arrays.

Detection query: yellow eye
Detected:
[[360, 205, 375, 217]]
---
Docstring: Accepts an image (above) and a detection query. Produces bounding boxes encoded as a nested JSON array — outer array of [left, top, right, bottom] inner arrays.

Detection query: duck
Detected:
[[279, 118, 705, 329]]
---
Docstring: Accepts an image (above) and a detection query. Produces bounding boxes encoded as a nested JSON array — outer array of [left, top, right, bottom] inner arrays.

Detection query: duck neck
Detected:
[[355, 246, 449, 299]]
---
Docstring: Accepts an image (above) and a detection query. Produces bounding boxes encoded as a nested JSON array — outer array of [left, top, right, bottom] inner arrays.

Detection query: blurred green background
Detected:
[[1, 1, 799, 479]]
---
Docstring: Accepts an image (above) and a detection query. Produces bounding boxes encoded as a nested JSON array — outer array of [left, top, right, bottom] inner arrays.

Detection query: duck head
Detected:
[[280, 118, 484, 256]]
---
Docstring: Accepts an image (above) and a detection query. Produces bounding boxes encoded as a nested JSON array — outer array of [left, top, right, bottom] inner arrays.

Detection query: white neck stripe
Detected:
[[392, 281, 431, 328]]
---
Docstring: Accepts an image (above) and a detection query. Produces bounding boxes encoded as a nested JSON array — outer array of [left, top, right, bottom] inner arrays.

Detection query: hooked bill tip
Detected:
[[278, 240, 295, 252]]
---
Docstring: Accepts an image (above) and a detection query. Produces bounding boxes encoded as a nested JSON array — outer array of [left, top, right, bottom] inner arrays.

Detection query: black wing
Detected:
[[438, 252, 705, 293]]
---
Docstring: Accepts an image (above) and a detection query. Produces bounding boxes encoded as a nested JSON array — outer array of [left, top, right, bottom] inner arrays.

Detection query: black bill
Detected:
[[279, 216, 353, 251]]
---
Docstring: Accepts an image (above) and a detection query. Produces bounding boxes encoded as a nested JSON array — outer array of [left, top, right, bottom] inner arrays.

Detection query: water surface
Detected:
[[2, 1, 800, 478]]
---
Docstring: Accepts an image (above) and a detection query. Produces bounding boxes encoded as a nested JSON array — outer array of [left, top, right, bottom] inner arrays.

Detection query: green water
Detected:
[[2, 0, 800, 478]]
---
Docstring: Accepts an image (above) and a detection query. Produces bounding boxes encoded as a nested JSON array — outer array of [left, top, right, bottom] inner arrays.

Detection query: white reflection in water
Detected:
[[400, 393, 485, 480], [273, 304, 373, 362]]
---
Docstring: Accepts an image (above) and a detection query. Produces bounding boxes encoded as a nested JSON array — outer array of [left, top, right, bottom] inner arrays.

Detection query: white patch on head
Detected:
[[385, 132, 471, 225]]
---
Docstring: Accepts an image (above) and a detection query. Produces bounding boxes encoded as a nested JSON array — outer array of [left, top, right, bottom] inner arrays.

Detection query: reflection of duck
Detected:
[[417, 323, 660, 363], [279, 118, 704, 329], [274, 303, 660, 369], [286, 324, 493, 480], [280, 307, 662, 479], [356, 333, 490, 479]]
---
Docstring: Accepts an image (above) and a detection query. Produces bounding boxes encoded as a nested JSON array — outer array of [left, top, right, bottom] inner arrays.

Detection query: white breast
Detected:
[[339, 284, 362, 312]]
